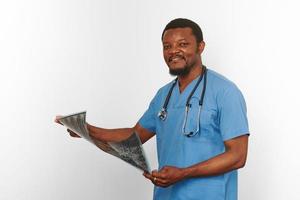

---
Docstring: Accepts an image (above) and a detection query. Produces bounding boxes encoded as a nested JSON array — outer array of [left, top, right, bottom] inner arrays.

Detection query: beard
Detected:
[[168, 60, 196, 76], [169, 66, 190, 76]]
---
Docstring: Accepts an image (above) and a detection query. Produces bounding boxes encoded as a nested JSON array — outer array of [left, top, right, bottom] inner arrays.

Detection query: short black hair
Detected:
[[161, 18, 203, 44]]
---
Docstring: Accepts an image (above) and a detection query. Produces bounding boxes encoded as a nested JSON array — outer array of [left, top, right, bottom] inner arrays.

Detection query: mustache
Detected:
[[168, 54, 185, 62]]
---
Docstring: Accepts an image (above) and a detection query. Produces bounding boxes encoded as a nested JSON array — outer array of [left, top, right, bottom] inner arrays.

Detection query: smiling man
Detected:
[[56, 18, 249, 200]]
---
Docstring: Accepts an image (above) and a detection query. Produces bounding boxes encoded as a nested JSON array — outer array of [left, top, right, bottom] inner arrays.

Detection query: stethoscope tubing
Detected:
[[158, 66, 207, 121]]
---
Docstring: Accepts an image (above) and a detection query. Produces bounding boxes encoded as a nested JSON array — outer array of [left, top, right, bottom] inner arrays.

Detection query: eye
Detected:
[[163, 44, 171, 50], [179, 42, 189, 47]]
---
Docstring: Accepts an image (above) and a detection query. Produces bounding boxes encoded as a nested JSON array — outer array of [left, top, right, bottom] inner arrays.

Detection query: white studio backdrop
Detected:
[[0, 0, 299, 199]]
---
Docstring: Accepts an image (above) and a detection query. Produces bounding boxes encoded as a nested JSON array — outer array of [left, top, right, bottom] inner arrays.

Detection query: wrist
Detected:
[[180, 166, 195, 179], [86, 123, 95, 136], [86, 123, 90, 131]]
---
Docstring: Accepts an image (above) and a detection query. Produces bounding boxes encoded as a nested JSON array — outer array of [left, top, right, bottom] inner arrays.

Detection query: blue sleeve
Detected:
[[218, 85, 249, 141], [138, 93, 160, 134]]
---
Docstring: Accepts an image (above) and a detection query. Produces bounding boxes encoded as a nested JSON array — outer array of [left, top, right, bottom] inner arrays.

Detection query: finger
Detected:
[[143, 171, 151, 177], [151, 169, 159, 177], [155, 178, 168, 184], [155, 183, 168, 188], [153, 181, 169, 188], [68, 129, 81, 138], [54, 116, 64, 125], [54, 119, 63, 125], [149, 176, 168, 187], [143, 172, 153, 180], [152, 171, 167, 179], [69, 132, 81, 138], [144, 169, 151, 175], [145, 172, 160, 184]]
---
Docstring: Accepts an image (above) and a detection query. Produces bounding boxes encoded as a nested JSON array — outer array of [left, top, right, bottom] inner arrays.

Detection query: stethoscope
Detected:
[[157, 66, 207, 137]]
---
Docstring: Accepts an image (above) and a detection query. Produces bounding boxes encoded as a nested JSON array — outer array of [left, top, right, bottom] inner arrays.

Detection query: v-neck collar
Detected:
[[171, 74, 203, 107], [176, 74, 202, 95]]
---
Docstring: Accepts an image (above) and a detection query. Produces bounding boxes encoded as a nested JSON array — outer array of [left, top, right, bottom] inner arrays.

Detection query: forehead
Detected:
[[162, 27, 195, 43]]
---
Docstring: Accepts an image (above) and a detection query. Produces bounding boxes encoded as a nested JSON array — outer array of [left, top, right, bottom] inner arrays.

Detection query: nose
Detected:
[[168, 46, 181, 55]]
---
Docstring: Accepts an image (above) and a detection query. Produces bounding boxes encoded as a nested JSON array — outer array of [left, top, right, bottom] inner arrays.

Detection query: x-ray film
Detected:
[[58, 111, 151, 172]]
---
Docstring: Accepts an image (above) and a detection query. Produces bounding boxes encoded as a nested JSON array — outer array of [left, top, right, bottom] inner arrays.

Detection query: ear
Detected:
[[197, 41, 205, 54]]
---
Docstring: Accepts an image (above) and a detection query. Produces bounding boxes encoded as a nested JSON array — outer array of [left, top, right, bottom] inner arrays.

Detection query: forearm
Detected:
[[87, 122, 154, 144], [87, 124, 134, 142], [145, 149, 247, 188], [182, 149, 246, 179]]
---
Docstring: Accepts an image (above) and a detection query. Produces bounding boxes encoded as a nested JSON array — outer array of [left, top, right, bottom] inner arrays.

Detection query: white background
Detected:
[[1, 0, 299, 199]]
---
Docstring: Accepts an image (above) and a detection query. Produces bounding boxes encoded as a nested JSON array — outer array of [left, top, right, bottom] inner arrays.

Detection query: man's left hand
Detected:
[[143, 166, 185, 188]]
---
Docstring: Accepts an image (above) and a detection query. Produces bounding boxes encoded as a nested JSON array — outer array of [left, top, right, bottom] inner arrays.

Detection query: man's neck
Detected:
[[178, 64, 204, 93]]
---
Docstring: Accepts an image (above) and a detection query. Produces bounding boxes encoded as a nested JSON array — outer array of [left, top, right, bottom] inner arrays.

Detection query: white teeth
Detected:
[[170, 57, 183, 62]]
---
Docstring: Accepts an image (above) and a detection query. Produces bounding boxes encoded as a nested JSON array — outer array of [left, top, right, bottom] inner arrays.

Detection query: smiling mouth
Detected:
[[169, 55, 185, 63]]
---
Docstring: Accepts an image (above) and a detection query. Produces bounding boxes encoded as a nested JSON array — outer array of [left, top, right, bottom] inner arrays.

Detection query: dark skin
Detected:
[[162, 27, 205, 92], [54, 118, 154, 144], [142, 27, 248, 187], [55, 27, 249, 188], [143, 135, 248, 187]]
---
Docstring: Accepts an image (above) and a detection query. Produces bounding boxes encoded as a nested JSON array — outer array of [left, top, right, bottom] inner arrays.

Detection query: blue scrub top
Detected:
[[139, 68, 249, 200]]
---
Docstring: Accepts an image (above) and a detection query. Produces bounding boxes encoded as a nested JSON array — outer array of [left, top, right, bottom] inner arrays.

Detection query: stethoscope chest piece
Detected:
[[157, 66, 208, 137], [158, 108, 167, 121]]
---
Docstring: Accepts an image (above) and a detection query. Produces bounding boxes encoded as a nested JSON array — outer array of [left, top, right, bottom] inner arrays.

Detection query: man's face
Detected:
[[162, 27, 203, 76]]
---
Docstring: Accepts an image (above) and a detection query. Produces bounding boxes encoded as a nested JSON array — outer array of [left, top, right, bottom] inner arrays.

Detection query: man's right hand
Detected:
[[54, 115, 81, 138], [67, 129, 81, 138]]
